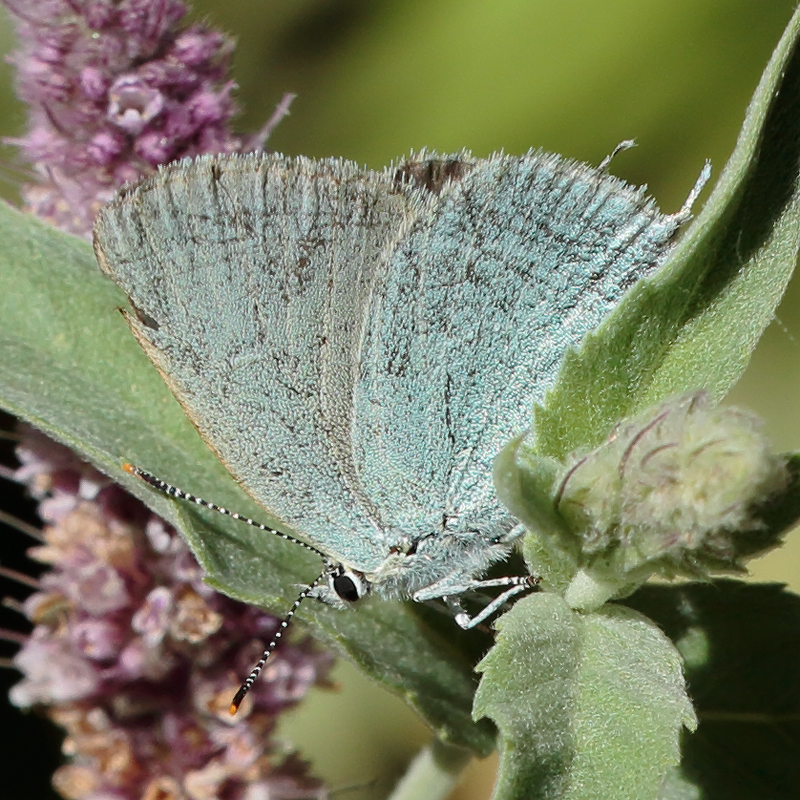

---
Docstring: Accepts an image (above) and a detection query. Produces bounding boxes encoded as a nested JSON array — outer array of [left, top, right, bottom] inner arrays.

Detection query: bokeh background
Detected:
[[1, 1, 799, 798]]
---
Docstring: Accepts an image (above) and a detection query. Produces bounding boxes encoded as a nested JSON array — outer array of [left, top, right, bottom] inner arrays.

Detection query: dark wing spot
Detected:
[[130, 300, 159, 330], [393, 158, 473, 195]]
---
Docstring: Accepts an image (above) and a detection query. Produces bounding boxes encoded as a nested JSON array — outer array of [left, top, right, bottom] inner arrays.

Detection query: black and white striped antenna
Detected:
[[229, 570, 325, 713], [123, 462, 327, 714]]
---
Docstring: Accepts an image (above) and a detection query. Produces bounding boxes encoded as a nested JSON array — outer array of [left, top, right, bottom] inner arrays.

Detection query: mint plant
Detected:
[[2, 2, 800, 799]]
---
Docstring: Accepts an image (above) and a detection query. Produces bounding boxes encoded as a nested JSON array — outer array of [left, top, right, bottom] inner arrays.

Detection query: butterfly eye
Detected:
[[332, 569, 367, 602]]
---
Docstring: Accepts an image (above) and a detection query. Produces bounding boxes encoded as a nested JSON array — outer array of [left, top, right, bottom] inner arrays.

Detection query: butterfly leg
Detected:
[[452, 576, 539, 629], [417, 574, 539, 629]]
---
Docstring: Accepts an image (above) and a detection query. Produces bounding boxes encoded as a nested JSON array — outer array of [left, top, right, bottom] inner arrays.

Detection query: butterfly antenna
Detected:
[[122, 463, 332, 713], [122, 463, 327, 558], [229, 570, 326, 714]]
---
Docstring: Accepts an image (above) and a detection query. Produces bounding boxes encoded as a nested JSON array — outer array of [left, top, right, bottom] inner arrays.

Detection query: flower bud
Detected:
[[556, 392, 789, 583]]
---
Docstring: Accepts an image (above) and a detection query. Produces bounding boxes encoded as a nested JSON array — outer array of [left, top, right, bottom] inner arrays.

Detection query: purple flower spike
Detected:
[[4, 2, 317, 795], [10, 427, 333, 799], [107, 74, 166, 134], [4, 0, 289, 237]]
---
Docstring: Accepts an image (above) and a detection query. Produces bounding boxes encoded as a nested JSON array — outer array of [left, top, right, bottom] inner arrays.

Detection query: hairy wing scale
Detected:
[[96, 154, 424, 570], [95, 149, 684, 593], [352, 151, 682, 537]]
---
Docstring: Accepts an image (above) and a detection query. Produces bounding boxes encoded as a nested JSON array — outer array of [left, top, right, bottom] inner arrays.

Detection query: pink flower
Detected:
[[4, 3, 316, 796], [3, 0, 288, 236], [10, 628, 101, 705], [9, 428, 332, 799]]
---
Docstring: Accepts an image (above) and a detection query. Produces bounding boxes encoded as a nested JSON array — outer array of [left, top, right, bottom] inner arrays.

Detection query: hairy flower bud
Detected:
[[556, 392, 789, 591]]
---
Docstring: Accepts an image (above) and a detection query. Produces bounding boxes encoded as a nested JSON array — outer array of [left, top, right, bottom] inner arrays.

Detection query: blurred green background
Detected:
[[2, 1, 800, 798]]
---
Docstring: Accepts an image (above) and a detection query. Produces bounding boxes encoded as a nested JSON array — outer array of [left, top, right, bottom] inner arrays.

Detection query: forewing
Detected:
[[353, 150, 685, 527], [94, 152, 421, 569]]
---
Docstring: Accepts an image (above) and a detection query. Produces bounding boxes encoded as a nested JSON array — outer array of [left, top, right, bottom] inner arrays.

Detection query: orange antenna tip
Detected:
[[229, 686, 247, 715]]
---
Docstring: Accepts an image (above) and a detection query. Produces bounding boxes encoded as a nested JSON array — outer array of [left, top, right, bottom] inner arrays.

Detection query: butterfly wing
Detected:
[[352, 150, 685, 532], [94, 152, 426, 570], [95, 148, 688, 589]]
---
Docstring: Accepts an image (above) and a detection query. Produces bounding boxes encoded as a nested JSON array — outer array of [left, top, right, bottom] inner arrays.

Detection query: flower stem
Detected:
[[387, 739, 473, 800]]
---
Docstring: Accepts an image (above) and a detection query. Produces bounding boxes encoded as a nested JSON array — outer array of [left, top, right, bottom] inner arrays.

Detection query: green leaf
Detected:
[[735, 452, 800, 561], [657, 768, 701, 800], [473, 593, 694, 800], [492, 436, 578, 592], [0, 199, 495, 755], [626, 581, 800, 800], [533, 5, 800, 459]]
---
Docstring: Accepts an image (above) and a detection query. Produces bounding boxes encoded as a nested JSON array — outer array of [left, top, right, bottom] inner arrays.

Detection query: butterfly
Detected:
[[94, 146, 702, 708]]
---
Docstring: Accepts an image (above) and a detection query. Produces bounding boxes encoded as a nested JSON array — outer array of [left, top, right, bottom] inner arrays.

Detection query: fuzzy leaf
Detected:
[[474, 593, 694, 800], [0, 199, 495, 754], [533, 5, 800, 459], [627, 581, 800, 800]]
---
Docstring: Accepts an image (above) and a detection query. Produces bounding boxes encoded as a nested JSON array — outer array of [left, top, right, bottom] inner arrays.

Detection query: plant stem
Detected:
[[387, 738, 473, 800]]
